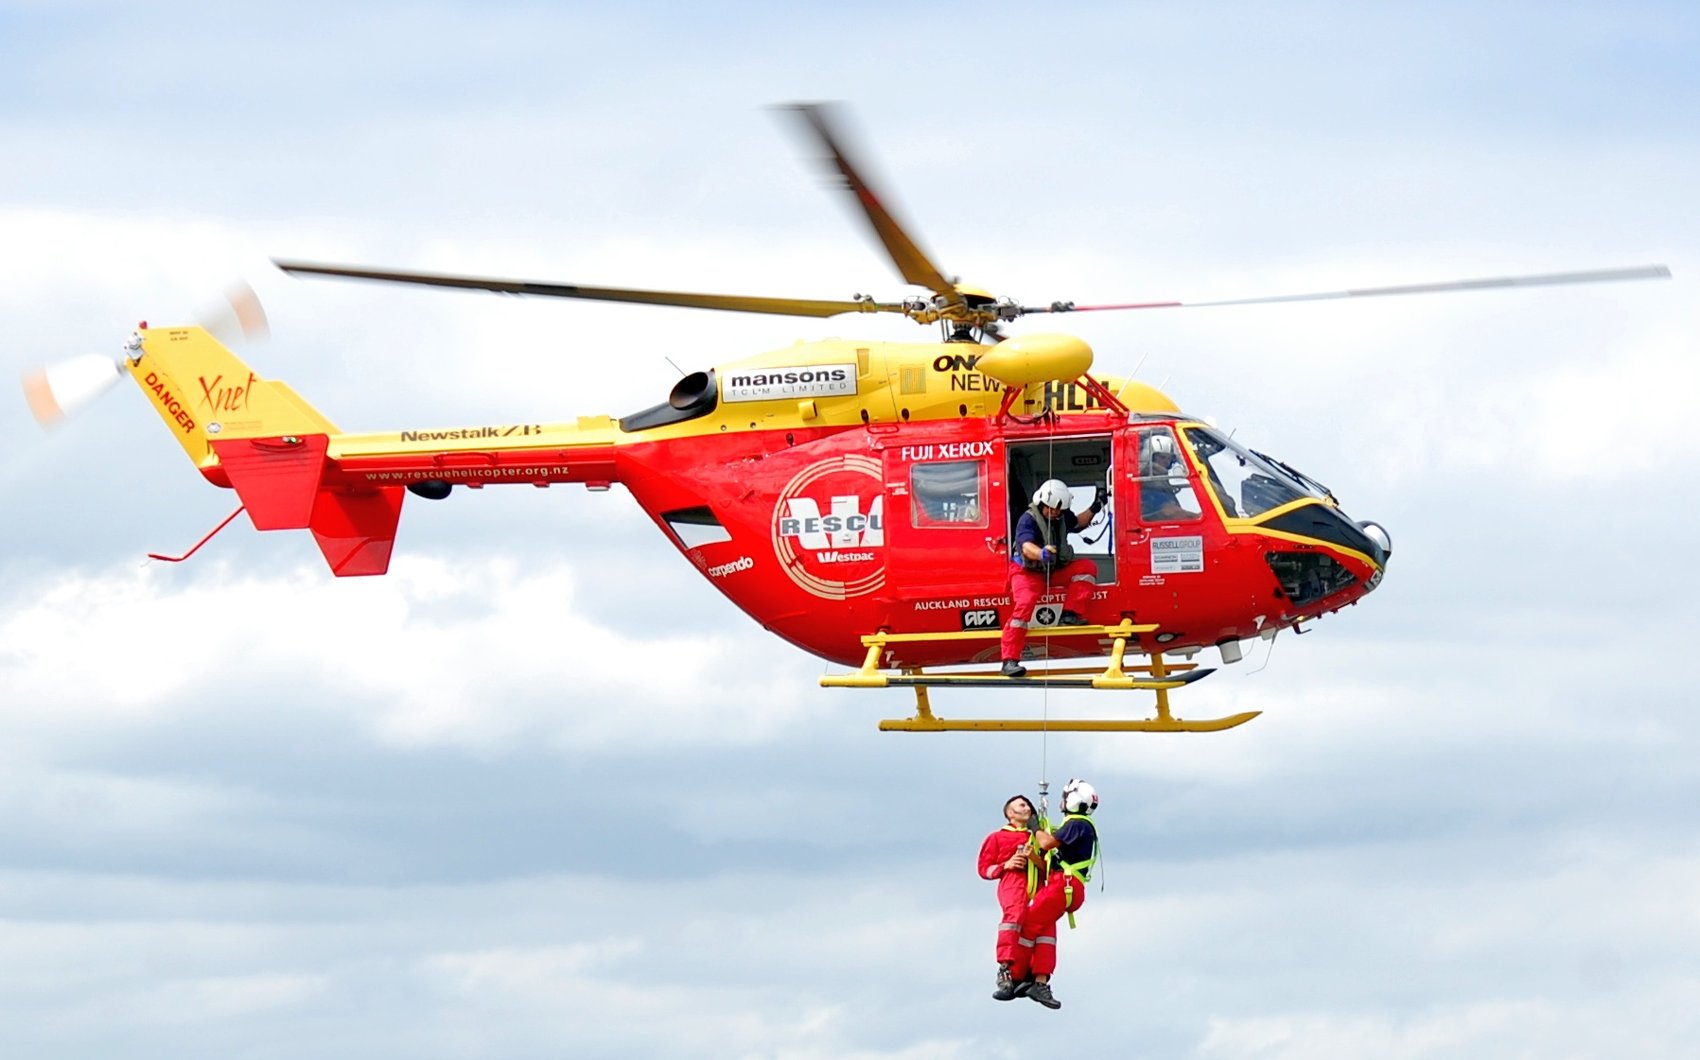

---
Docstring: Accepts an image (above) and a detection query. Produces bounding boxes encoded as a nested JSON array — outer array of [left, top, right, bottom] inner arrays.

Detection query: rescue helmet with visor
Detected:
[[1062, 778, 1099, 815]]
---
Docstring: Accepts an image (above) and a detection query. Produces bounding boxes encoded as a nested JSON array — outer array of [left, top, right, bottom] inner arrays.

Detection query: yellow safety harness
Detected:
[[991, 823, 1043, 898], [1046, 812, 1099, 929], [1024, 827, 1044, 897]]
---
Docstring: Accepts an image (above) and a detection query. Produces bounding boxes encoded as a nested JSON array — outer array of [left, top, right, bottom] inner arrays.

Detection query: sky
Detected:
[[1, 1, 1697, 1056]]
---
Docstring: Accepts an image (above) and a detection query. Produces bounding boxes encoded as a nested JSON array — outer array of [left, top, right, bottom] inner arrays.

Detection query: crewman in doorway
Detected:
[[1000, 479, 1104, 678]]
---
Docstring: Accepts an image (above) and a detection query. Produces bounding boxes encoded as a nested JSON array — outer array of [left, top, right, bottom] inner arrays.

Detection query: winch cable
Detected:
[[1037, 410, 1060, 806]]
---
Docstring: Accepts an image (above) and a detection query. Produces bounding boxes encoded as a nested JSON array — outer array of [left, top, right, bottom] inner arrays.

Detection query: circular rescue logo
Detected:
[[772, 455, 886, 600]]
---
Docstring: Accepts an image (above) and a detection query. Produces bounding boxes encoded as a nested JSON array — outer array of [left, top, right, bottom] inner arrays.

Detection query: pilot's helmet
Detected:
[[1142, 433, 1177, 472]]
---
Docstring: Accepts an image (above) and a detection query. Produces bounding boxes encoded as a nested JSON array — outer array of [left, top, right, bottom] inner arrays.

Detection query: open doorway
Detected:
[[1006, 435, 1115, 585]]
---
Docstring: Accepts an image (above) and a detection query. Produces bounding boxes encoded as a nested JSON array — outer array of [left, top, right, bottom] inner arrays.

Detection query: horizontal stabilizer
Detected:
[[211, 435, 329, 530]]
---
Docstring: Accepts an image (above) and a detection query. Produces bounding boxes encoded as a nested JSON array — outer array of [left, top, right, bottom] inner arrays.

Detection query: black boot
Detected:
[[992, 966, 1017, 1001], [1058, 610, 1088, 626], [1026, 980, 1061, 1009], [1000, 659, 1027, 678]]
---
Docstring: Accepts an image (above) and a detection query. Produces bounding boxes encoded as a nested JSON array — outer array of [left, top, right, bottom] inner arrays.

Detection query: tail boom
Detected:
[[128, 326, 623, 577]]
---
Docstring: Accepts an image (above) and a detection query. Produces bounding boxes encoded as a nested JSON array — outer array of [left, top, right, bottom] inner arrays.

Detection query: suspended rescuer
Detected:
[[999, 778, 1100, 1010], [978, 794, 1040, 1001], [1000, 479, 1106, 678]]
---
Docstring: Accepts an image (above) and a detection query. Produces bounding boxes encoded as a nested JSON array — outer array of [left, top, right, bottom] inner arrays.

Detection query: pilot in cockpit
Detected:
[[1138, 432, 1200, 522]]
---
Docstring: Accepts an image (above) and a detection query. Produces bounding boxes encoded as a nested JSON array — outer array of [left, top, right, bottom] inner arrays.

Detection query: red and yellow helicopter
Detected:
[[25, 105, 1668, 733]]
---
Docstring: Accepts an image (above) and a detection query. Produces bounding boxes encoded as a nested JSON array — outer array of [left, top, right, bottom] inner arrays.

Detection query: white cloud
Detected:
[[118, 972, 330, 1026], [1198, 1002, 1558, 1060], [1196, 984, 1700, 1060], [0, 554, 813, 753], [420, 940, 642, 996]]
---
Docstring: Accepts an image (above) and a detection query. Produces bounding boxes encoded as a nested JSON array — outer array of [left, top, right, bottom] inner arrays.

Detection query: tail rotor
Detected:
[[18, 281, 269, 430], [21, 352, 127, 429]]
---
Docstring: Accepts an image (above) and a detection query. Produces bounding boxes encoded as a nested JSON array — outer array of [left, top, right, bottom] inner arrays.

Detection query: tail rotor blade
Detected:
[[23, 281, 269, 432], [22, 354, 126, 429], [195, 280, 270, 346]]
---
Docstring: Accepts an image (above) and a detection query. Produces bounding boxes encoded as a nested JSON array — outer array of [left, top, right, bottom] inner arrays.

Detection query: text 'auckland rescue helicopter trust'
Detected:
[[23, 104, 1669, 733]]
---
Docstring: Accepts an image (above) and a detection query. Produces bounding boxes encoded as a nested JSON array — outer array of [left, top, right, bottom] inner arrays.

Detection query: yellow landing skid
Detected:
[[820, 620, 1261, 733]]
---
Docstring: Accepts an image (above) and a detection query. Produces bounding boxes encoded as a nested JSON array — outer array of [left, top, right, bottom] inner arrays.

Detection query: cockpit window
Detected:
[[1183, 427, 1322, 519], [1133, 427, 1202, 523]]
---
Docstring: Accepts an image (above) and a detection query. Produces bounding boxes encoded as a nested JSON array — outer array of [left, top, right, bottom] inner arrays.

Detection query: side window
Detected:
[[1133, 427, 1202, 523], [662, 505, 733, 547], [911, 460, 986, 528]]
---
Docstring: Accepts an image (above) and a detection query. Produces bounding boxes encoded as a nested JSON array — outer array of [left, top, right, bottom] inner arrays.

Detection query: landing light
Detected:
[[1358, 520, 1393, 556]]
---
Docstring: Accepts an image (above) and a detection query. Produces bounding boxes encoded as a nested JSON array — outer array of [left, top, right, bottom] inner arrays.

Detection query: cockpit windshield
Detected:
[[1183, 426, 1329, 519]]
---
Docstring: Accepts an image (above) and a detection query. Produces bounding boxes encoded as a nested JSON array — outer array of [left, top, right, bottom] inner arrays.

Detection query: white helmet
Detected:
[[1033, 479, 1073, 509], [1062, 778, 1099, 814]]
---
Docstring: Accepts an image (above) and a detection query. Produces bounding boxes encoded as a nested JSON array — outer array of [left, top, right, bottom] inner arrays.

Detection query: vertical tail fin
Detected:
[[311, 487, 405, 576], [128, 326, 401, 570], [125, 325, 337, 470], [122, 325, 402, 577]]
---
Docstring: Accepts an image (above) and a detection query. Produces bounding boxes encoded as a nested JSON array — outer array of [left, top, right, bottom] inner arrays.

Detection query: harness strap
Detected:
[[1018, 504, 1076, 569], [1051, 812, 1099, 930]]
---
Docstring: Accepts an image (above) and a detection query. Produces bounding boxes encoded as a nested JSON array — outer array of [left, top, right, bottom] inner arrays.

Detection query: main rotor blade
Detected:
[[780, 102, 962, 304], [1030, 265, 1672, 314], [273, 260, 901, 319]]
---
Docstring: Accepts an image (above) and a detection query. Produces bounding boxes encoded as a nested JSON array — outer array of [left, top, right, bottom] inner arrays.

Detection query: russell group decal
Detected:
[[772, 455, 885, 600]]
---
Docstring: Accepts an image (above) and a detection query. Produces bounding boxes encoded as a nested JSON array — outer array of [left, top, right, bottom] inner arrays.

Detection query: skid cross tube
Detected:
[[819, 621, 1261, 732]]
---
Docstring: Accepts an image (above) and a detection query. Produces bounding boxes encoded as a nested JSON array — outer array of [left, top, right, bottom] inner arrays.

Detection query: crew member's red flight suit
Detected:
[[977, 824, 1036, 963], [1007, 814, 1096, 982]]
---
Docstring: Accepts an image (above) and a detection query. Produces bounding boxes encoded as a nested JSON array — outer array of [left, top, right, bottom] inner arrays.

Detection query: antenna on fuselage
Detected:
[[1248, 627, 1279, 675]]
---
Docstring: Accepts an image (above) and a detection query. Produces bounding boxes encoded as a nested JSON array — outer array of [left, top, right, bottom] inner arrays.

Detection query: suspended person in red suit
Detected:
[[979, 794, 1040, 1001], [1006, 778, 1100, 1009], [1000, 479, 1106, 678]]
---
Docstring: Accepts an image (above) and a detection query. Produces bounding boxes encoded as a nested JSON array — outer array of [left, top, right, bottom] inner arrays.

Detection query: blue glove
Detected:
[[1040, 545, 1058, 566]]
